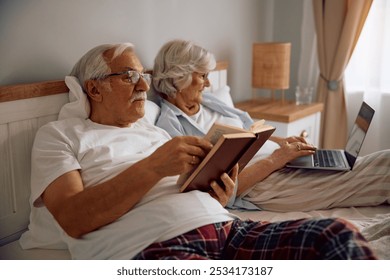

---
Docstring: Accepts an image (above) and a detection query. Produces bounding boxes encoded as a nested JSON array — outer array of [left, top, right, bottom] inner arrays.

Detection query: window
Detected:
[[344, 0, 390, 154]]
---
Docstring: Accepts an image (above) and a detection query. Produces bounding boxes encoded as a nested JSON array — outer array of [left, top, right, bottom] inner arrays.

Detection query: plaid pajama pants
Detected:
[[134, 218, 376, 260]]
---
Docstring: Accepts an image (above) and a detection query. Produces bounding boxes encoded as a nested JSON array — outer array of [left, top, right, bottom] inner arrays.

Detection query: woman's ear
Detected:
[[85, 80, 103, 102]]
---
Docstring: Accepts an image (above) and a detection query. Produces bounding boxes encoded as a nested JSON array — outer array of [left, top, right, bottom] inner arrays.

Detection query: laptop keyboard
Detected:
[[314, 150, 346, 168]]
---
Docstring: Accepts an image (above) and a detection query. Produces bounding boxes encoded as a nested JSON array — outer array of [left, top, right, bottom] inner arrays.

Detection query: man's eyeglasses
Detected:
[[104, 70, 152, 85]]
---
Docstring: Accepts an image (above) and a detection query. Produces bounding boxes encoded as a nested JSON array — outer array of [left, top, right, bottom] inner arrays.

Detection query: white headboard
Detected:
[[0, 61, 228, 246]]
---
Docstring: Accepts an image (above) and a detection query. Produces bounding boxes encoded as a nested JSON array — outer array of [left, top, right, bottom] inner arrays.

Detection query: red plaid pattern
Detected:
[[134, 218, 376, 260]]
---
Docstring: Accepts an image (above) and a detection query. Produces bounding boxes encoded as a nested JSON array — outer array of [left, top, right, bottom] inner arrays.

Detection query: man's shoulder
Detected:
[[39, 117, 87, 131], [35, 118, 89, 142]]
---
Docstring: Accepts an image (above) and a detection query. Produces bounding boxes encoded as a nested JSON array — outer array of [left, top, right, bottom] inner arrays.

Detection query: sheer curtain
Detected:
[[297, 0, 319, 92], [344, 0, 390, 155], [299, 0, 387, 154]]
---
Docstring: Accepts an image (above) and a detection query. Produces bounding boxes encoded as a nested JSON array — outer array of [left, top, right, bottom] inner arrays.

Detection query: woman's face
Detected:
[[170, 72, 210, 115]]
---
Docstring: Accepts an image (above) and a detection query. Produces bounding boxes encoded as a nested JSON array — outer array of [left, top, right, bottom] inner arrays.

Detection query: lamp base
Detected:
[[252, 88, 286, 104]]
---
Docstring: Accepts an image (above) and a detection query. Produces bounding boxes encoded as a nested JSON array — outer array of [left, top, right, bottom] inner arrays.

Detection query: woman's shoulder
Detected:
[[158, 99, 185, 118]]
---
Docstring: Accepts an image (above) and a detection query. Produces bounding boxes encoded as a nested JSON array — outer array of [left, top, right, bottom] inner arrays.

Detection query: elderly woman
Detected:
[[152, 39, 390, 211]]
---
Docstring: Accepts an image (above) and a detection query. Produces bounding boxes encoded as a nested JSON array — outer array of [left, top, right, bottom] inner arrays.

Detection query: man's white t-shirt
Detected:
[[20, 118, 236, 259]]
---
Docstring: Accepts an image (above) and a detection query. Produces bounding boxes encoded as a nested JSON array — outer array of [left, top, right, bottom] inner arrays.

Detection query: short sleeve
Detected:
[[30, 121, 81, 207]]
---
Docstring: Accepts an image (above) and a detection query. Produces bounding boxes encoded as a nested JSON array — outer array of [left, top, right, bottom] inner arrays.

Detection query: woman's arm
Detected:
[[236, 141, 316, 196], [269, 135, 308, 146]]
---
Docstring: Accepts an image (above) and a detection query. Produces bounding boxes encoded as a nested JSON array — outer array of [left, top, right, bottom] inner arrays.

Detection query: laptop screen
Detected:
[[345, 102, 375, 167]]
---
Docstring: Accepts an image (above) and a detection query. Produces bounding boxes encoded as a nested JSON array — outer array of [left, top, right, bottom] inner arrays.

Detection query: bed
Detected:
[[0, 62, 389, 260]]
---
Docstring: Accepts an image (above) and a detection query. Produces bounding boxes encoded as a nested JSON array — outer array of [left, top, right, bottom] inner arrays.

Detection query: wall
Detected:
[[273, 0, 304, 100], [0, 0, 303, 102]]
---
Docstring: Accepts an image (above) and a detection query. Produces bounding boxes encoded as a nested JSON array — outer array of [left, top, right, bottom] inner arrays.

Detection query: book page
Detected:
[[250, 119, 274, 134], [204, 122, 248, 144], [249, 119, 265, 132]]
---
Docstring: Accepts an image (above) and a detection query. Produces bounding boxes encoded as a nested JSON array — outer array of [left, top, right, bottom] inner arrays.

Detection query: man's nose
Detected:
[[135, 76, 150, 92]]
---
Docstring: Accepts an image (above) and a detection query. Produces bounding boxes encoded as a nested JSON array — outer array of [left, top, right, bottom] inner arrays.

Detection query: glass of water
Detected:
[[295, 86, 313, 105]]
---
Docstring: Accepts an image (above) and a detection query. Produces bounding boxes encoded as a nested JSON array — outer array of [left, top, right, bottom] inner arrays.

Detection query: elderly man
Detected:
[[20, 43, 376, 260]]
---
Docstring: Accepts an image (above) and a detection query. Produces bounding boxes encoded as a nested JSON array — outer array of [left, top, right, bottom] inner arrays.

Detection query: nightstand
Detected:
[[235, 99, 324, 147]]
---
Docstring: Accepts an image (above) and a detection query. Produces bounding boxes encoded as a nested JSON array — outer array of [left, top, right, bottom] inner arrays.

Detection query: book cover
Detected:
[[178, 121, 275, 192]]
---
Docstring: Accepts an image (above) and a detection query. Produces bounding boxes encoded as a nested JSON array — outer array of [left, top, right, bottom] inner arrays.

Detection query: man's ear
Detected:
[[85, 80, 103, 102]]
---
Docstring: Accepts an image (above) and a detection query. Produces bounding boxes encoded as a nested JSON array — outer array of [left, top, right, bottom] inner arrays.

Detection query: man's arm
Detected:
[[42, 136, 212, 238]]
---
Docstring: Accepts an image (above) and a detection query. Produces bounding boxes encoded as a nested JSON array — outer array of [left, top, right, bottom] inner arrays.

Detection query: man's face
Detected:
[[91, 49, 149, 127]]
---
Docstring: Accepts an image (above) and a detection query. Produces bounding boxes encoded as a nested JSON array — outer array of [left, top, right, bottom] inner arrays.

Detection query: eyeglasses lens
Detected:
[[129, 71, 151, 85]]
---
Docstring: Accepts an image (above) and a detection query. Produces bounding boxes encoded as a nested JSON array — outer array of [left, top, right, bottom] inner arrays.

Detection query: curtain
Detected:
[[297, 0, 319, 92], [312, 0, 373, 148], [344, 0, 390, 154]]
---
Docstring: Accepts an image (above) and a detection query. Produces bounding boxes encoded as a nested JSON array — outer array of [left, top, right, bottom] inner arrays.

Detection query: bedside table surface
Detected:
[[235, 99, 324, 123]]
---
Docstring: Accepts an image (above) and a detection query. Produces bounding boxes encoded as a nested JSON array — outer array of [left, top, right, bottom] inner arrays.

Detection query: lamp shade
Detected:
[[252, 42, 291, 90]]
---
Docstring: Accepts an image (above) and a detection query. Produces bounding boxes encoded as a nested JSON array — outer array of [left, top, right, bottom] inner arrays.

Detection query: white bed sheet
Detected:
[[1, 205, 388, 260], [0, 241, 71, 260]]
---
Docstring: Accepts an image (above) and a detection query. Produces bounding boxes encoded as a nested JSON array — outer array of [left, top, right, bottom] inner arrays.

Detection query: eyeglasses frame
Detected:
[[103, 70, 152, 85]]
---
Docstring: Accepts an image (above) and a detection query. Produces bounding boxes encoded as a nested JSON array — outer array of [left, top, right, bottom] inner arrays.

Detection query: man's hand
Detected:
[[208, 164, 238, 207], [146, 136, 213, 177]]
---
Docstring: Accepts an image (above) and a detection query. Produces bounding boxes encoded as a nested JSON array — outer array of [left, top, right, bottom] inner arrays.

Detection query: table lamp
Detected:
[[252, 42, 291, 102]]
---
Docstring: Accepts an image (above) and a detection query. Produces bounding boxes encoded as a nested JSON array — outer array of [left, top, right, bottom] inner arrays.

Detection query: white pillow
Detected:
[[142, 100, 161, 124], [58, 76, 90, 120], [209, 85, 234, 108]]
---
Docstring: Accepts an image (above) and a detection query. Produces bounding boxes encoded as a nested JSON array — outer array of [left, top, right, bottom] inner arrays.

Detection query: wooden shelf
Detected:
[[235, 98, 324, 123]]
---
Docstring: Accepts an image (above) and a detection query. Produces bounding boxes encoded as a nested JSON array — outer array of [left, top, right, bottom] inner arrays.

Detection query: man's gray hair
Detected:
[[152, 39, 216, 98], [70, 43, 135, 92]]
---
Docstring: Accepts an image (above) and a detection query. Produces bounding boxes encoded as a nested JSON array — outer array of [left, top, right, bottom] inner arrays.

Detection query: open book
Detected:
[[178, 119, 275, 192]]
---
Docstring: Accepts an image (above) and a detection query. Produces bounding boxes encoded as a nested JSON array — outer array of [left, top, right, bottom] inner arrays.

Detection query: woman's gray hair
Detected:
[[70, 43, 135, 92], [153, 39, 216, 98]]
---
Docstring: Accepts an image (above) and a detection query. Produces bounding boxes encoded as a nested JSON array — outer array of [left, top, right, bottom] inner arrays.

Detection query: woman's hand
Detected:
[[270, 135, 308, 147], [269, 141, 316, 170], [208, 164, 239, 207]]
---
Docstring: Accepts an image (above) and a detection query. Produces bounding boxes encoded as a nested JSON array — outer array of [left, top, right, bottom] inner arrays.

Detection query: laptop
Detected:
[[286, 101, 375, 171]]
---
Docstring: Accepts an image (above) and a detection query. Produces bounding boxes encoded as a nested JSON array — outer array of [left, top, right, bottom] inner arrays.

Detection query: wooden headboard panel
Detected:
[[0, 61, 228, 246]]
